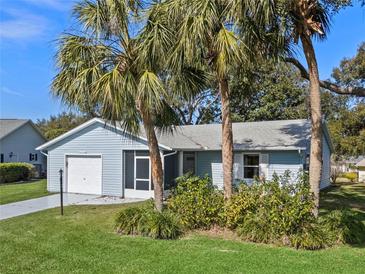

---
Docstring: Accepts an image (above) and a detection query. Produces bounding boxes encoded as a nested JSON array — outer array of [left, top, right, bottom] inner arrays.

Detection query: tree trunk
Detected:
[[219, 77, 233, 200], [300, 34, 322, 217], [139, 105, 164, 212]]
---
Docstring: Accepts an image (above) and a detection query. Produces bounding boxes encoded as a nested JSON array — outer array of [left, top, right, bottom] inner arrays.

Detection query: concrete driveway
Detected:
[[0, 194, 145, 220]]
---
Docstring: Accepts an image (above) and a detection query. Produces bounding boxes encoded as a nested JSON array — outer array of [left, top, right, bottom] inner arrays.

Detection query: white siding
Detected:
[[47, 122, 148, 196], [268, 164, 303, 180]]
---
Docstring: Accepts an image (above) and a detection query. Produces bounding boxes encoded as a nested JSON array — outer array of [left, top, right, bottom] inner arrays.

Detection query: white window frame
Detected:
[[243, 153, 260, 180], [134, 152, 152, 191]]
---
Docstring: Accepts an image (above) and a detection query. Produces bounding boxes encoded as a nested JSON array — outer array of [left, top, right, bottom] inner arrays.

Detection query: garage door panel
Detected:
[[67, 155, 102, 195]]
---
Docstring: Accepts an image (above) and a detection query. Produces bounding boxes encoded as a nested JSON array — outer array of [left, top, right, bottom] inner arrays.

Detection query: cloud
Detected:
[[0, 9, 48, 41], [1, 87, 25, 97]]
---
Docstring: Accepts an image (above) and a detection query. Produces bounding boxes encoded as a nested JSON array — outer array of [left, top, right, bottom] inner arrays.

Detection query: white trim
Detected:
[[64, 153, 103, 195], [242, 153, 260, 181], [36, 118, 172, 151]]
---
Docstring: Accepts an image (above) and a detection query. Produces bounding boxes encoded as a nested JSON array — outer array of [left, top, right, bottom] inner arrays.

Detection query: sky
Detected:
[[0, 0, 364, 121]]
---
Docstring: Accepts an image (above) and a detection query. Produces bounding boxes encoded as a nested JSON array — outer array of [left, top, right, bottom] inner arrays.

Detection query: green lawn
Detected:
[[0, 183, 364, 274], [0, 179, 50, 205]]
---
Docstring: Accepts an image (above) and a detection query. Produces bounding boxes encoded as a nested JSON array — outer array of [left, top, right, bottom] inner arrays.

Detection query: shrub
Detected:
[[341, 172, 358, 183], [224, 183, 260, 229], [227, 173, 314, 232], [320, 209, 365, 244], [139, 210, 182, 239], [115, 201, 182, 240], [167, 175, 224, 229], [115, 206, 145, 235], [288, 222, 330, 250], [0, 162, 36, 183], [234, 173, 332, 249]]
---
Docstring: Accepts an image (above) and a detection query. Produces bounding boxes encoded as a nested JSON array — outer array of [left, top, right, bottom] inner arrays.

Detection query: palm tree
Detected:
[[52, 0, 205, 211], [232, 0, 331, 216], [159, 0, 249, 200]]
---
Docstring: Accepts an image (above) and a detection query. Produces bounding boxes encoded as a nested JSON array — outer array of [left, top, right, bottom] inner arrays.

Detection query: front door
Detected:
[[124, 150, 154, 198]]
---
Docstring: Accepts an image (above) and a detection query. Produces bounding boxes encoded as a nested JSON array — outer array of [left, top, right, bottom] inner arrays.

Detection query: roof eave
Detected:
[[36, 118, 172, 151]]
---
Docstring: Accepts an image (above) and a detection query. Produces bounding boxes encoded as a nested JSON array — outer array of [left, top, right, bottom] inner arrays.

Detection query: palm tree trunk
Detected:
[[139, 105, 164, 212], [300, 34, 322, 217], [219, 77, 233, 200]]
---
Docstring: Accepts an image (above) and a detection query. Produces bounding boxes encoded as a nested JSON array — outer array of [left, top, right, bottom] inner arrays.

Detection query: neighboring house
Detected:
[[356, 159, 365, 183], [333, 156, 364, 173], [36, 118, 333, 198], [0, 119, 47, 175]]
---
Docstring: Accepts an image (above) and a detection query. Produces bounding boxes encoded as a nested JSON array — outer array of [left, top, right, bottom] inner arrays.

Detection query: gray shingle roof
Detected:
[[0, 119, 29, 140], [142, 119, 311, 151]]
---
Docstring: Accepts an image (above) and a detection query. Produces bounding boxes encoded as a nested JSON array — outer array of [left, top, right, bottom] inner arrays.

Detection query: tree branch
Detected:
[[285, 57, 365, 97]]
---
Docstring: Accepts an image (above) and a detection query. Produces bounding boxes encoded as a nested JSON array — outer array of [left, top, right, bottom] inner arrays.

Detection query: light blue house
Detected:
[[0, 119, 47, 175], [36, 118, 332, 198]]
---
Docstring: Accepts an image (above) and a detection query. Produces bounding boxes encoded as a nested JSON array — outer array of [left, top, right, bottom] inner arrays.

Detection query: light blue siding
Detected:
[[267, 151, 304, 179], [47, 122, 149, 195], [0, 122, 46, 171], [196, 151, 222, 177], [195, 150, 305, 180], [269, 151, 303, 165]]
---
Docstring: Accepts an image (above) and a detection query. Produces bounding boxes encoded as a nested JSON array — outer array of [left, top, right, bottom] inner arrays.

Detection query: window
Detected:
[[243, 154, 259, 179], [183, 152, 195, 174], [29, 153, 38, 161]]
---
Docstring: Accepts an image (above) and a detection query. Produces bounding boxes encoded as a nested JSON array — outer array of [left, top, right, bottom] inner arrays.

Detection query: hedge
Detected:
[[0, 163, 36, 184]]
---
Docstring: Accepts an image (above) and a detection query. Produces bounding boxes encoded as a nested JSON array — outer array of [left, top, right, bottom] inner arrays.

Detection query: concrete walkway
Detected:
[[0, 194, 145, 220]]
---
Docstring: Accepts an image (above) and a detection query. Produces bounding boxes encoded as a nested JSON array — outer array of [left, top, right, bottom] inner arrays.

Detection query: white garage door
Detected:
[[67, 155, 102, 195]]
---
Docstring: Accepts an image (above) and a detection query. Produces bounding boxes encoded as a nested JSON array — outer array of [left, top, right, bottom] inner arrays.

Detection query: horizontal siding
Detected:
[[269, 151, 302, 165], [268, 164, 303, 180], [267, 151, 304, 181], [47, 122, 149, 196], [196, 150, 305, 184], [0, 123, 46, 171], [196, 151, 222, 177]]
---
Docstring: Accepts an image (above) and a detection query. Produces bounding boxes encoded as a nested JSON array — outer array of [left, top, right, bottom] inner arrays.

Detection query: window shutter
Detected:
[[29, 153, 32, 161], [259, 153, 269, 179], [211, 163, 223, 190], [35, 153, 38, 161], [233, 153, 243, 180]]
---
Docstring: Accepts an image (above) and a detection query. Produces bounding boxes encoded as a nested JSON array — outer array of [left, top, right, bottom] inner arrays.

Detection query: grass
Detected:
[[0, 179, 50, 205], [0, 183, 364, 274]]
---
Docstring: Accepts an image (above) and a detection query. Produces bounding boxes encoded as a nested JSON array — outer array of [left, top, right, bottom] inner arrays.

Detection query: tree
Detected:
[[331, 42, 365, 101], [52, 0, 204, 211], [36, 112, 89, 140], [229, 61, 309, 122], [328, 103, 365, 157], [231, 0, 365, 215], [161, 0, 251, 200], [172, 90, 221, 125]]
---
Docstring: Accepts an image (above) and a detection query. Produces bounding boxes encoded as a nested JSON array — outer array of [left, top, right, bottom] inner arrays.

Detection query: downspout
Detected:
[[40, 150, 48, 157]]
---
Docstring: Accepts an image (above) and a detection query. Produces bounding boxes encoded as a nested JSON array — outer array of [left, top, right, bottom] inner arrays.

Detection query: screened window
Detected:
[[136, 158, 149, 179], [244, 154, 259, 179]]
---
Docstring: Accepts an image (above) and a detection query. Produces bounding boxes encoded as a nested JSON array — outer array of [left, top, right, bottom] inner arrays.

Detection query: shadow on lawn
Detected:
[[320, 182, 365, 248]]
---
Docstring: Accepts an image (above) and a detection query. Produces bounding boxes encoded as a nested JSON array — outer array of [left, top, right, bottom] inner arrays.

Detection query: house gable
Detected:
[[45, 121, 152, 195]]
